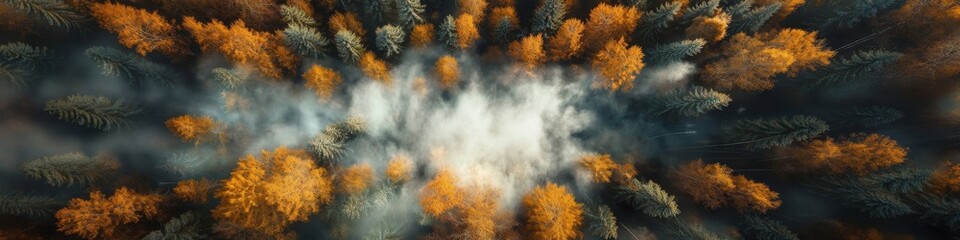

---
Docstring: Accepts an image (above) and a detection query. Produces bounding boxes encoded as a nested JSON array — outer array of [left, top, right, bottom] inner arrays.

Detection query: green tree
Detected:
[[44, 94, 140, 131], [0, 192, 60, 218], [585, 205, 618, 240], [645, 38, 706, 65], [533, 0, 565, 35], [723, 115, 829, 149], [864, 167, 930, 194], [742, 215, 799, 240], [809, 176, 915, 218], [493, 16, 518, 44], [284, 24, 329, 59], [681, 0, 721, 23], [833, 106, 903, 127], [807, 50, 902, 89], [822, 0, 903, 28], [335, 30, 364, 64], [438, 15, 458, 52], [376, 25, 406, 58], [0, 42, 52, 87], [913, 195, 960, 232], [638, 1, 682, 40], [143, 212, 205, 240], [211, 67, 249, 89], [617, 179, 680, 218], [310, 117, 367, 164], [729, 2, 781, 33], [22, 152, 119, 187], [396, 0, 425, 29], [85, 46, 177, 86], [365, 0, 394, 24], [648, 86, 731, 118], [0, 0, 85, 31], [280, 5, 316, 27]]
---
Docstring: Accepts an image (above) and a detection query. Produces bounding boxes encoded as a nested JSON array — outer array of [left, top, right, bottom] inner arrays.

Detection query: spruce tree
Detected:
[[85, 46, 177, 86], [493, 17, 518, 44], [335, 30, 365, 64], [743, 215, 800, 240], [585, 205, 618, 239], [365, 0, 394, 24], [0, 192, 60, 218], [645, 38, 706, 65], [822, 0, 904, 28], [648, 86, 730, 118], [729, 2, 781, 33], [533, 0, 565, 35], [723, 115, 829, 149], [284, 24, 330, 59], [280, 5, 316, 27], [617, 179, 681, 218], [913, 195, 960, 232], [1, 0, 86, 31], [809, 50, 902, 89], [22, 152, 119, 187], [395, 0, 425, 29], [663, 218, 724, 240], [143, 212, 205, 240], [44, 94, 141, 131], [681, 0, 721, 23], [809, 176, 915, 218], [0, 42, 52, 87], [438, 16, 459, 52], [638, 1, 682, 40], [833, 106, 903, 127], [376, 25, 406, 58]]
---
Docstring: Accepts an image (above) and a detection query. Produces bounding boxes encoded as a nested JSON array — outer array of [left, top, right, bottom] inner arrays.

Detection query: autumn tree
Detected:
[[578, 154, 617, 183], [165, 114, 219, 144], [701, 28, 833, 91], [523, 182, 583, 240], [729, 176, 781, 213], [174, 178, 216, 203], [303, 64, 342, 99], [508, 34, 546, 70], [328, 12, 365, 37], [338, 163, 374, 195], [779, 133, 907, 175], [360, 52, 391, 83], [409, 23, 435, 48], [582, 4, 641, 51], [420, 169, 464, 218], [458, 0, 488, 20], [434, 55, 459, 90], [929, 162, 960, 195], [488, 7, 518, 33], [671, 159, 736, 209], [458, 187, 502, 239], [386, 154, 414, 184], [546, 19, 585, 61], [591, 38, 645, 92], [456, 14, 480, 50], [891, 0, 960, 42], [88, 2, 186, 58], [182, 17, 297, 79], [56, 187, 163, 239], [759, 29, 834, 75], [685, 13, 730, 42], [897, 35, 960, 82]]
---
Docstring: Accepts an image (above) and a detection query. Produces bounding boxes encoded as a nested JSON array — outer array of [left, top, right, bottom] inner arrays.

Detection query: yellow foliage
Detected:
[[165, 115, 217, 144], [460, 187, 503, 240], [701, 33, 794, 91], [174, 178, 216, 203], [591, 38, 645, 92], [338, 163, 375, 195], [685, 13, 730, 43], [435, 55, 460, 90], [328, 12, 365, 37], [56, 187, 163, 239], [456, 14, 481, 49], [781, 134, 907, 175], [729, 176, 781, 213], [583, 3, 642, 51], [671, 159, 736, 209], [360, 52, 391, 83], [459, 0, 488, 20], [410, 24, 435, 48], [488, 7, 518, 32], [386, 154, 414, 184], [89, 2, 186, 57], [420, 169, 464, 218], [929, 162, 960, 195], [578, 154, 617, 183], [758, 29, 835, 75], [182, 17, 297, 79], [303, 64, 342, 99], [523, 183, 583, 240], [286, 0, 313, 17], [508, 34, 546, 70], [547, 19, 585, 61]]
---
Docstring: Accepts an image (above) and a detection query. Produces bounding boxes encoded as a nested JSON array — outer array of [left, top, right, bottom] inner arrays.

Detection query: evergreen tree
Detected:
[[0, 192, 60, 218], [310, 117, 367, 164], [645, 38, 706, 65], [1, 0, 86, 31], [85, 46, 177, 86], [743, 215, 799, 240], [648, 86, 730, 118], [533, 0, 565, 35], [493, 16, 518, 44], [864, 167, 930, 194], [44, 94, 141, 131], [809, 176, 915, 218], [284, 24, 330, 59], [365, 0, 394, 24], [211, 67, 248, 89], [729, 3, 781, 33], [822, 0, 904, 28], [0, 42, 52, 87], [335, 30, 365, 64], [723, 115, 829, 149], [585, 205, 618, 239], [725, 0, 755, 17], [438, 15, 459, 52], [280, 5, 316, 27], [376, 24, 406, 58], [833, 106, 903, 127], [144, 212, 204, 240], [395, 0, 425, 29], [22, 152, 119, 187], [808, 50, 902, 89], [617, 179, 681, 218], [157, 151, 210, 177], [638, 1, 682, 40], [681, 0, 721, 23], [913, 195, 960, 232]]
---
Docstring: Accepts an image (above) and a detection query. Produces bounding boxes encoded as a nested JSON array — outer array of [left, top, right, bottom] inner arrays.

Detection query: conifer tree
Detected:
[[663, 218, 724, 240], [284, 24, 329, 59], [23, 152, 120, 187], [1, 0, 85, 31], [280, 4, 316, 27], [912, 195, 960, 232], [647, 86, 731, 118], [584, 205, 618, 239], [808, 50, 902, 89], [396, 0, 425, 29], [809, 176, 915, 218], [743, 215, 800, 240], [85, 46, 177, 86], [865, 167, 930, 194], [822, 0, 903, 28], [833, 106, 904, 127], [438, 15, 459, 52], [616, 179, 681, 218], [493, 17, 518, 44], [730, 3, 781, 33], [0, 42, 52, 86], [645, 38, 706, 65], [376, 25, 406, 57], [681, 0, 721, 23], [723, 115, 829, 149], [364, 0, 394, 24], [638, 1, 682, 40], [143, 212, 205, 240], [44, 94, 140, 131], [335, 30, 364, 64], [533, 0, 565, 35], [0, 192, 60, 218]]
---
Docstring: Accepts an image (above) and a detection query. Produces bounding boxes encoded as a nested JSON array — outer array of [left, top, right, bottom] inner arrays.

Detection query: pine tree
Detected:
[[742, 215, 799, 240], [438, 15, 458, 52], [645, 38, 707, 65], [729, 3, 781, 33], [648, 86, 731, 118], [833, 106, 903, 127], [533, 0, 565, 35], [376, 25, 406, 58], [809, 176, 915, 218], [335, 30, 364, 64], [284, 25, 329, 59], [157, 151, 210, 177], [44, 94, 141, 131], [395, 0, 425, 29], [85, 46, 177, 86], [585, 205, 618, 240], [681, 0, 721, 23], [638, 1, 682, 40], [211, 67, 249, 89], [822, 0, 904, 28], [808, 50, 902, 89], [493, 17, 518, 44], [22, 152, 119, 187], [143, 212, 205, 240], [1, 0, 85, 31], [617, 179, 681, 218], [0, 42, 52, 87], [864, 167, 930, 194], [280, 4, 316, 27], [912, 195, 960, 232], [723, 115, 829, 149], [364, 0, 394, 24], [310, 117, 366, 164], [726, 0, 755, 17], [0, 192, 60, 218]]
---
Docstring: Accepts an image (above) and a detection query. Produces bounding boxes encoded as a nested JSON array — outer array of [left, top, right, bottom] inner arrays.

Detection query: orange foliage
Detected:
[[174, 178, 216, 203], [328, 12, 365, 37], [508, 34, 546, 70], [410, 24, 435, 48], [435, 55, 460, 90], [165, 115, 218, 144], [578, 154, 617, 183], [582, 4, 642, 51], [756, 0, 805, 22], [758, 29, 835, 75], [182, 17, 297, 79], [897, 35, 960, 82], [420, 169, 465, 218], [929, 162, 960, 195], [701, 33, 794, 91], [523, 183, 583, 240], [614, 162, 638, 185], [591, 38, 645, 92], [360, 52, 391, 83], [89, 2, 186, 58], [56, 187, 163, 239], [338, 163, 374, 195], [891, 0, 960, 42], [488, 7, 519, 32], [286, 0, 314, 17], [456, 14, 481, 49], [303, 64, 342, 99], [685, 13, 730, 43], [671, 159, 736, 209], [547, 19, 585, 61], [729, 176, 781, 213], [459, 0, 488, 20], [459, 187, 506, 239], [781, 134, 907, 175], [386, 154, 414, 184]]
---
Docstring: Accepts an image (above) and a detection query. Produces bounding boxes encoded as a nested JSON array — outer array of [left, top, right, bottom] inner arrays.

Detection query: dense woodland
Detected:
[[2, 0, 960, 239]]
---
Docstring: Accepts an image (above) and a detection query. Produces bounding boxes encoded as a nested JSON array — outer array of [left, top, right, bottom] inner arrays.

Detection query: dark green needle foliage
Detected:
[[335, 30, 365, 64], [1, 0, 85, 31], [912, 195, 960, 232], [364, 0, 394, 24], [648, 86, 730, 118], [663, 218, 724, 240], [44, 94, 140, 131], [376, 25, 406, 58], [833, 106, 903, 127], [616, 179, 680, 218], [725, 0, 754, 17], [285, 24, 330, 59], [85, 47, 177, 86], [493, 17, 518, 44], [645, 39, 706, 66], [280, 5, 316, 27], [638, 1, 681, 40], [729, 2, 781, 33], [809, 176, 915, 218], [157, 151, 210, 177], [681, 0, 720, 23], [723, 115, 829, 149], [533, 0, 565, 35], [808, 50, 902, 89], [396, 0, 425, 29], [822, 0, 905, 29], [144, 211, 205, 240], [863, 167, 930, 194], [0, 42, 53, 87], [22, 152, 118, 187], [743, 215, 799, 240], [585, 205, 618, 239], [438, 16, 458, 52], [211, 67, 248, 89], [0, 192, 60, 218], [311, 116, 367, 164]]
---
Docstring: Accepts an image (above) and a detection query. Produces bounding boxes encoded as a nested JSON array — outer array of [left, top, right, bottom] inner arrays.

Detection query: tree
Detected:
[[375, 24, 405, 57], [833, 106, 903, 127], [182, 18, 297, 79], [663, 218, 724, 240], [56, 187, 163, 239], [912, 195, 960, 232], [360, 51, 391, 83], [409, 23, 434, 48], [328, 11, 365, 37], [364, 0, 393, 24], [335, 30, 364, 64], [458, 0, 488, 20], [310, 117, 367, 164], [671, 159, 736, 209], [386, 154, 414, 184], [759, 29, 835, 75], [174, 178, 216, 203], [742, 215, 799, 240], [723, 115, 829, 149], [0, 192, 60, 218], [638, 1, 681, 39], [808, 50, 901, 89], [339, 163, 374, 195], [1, 0, 85, 31], [144, 212, 205, 240], [88, 2, 186, 58], [508, 34, 546, 70], [22, 152, 119, 187], [700, 33, 794, 91], [438, 16, 459, 51], [647, 86, 731, 118], [396, 0, 425, 28], [591, 38, 645, 92], [808, 176, 915, 218], [681, 0, 720, 23], [44, 94, 140, 131], [929, 162, 960, 195], [0, 42, 52, 87], [729, 3, 781, 33], [616, 179, 681, 218], [523, 183, 583, 240], [283, 24, 329, 59], [645, 38, 706, 65], [303, 64, 342, 99], [584, 205, 618, 239], [165, 115, 219, 144], [280, 4, 315, 27], [582, 4, 641, 51], [578, 154, 617, 183], [729, 176, 781, 213], [456, 14, 480, 50], [533, 0, 565, 34], [420, 169, 464, 218], [434, 55, 459, 90], [896, 34, 960, 82], [864, 167, 930, 194], [85, 46, 178, 86], [211, 67, 249, 89], [822, 0, 902, 28], [781, 133, 907, 175], [685, 13, 730, 42], [458, 187, 507, 239], [546, 19, 584, 61]]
